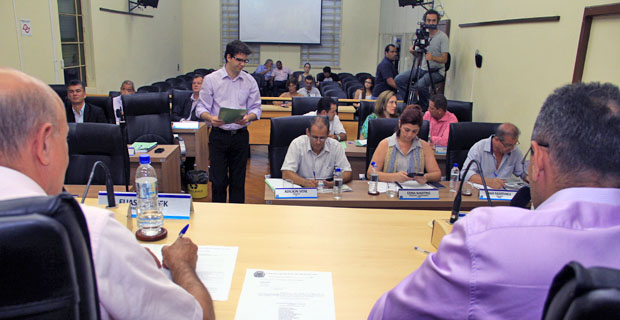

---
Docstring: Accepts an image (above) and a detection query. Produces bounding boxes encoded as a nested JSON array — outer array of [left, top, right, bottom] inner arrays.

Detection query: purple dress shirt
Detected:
[[195, 67, 262, 131], [423, 110, 458, 146], [368, 187, 620, 319]]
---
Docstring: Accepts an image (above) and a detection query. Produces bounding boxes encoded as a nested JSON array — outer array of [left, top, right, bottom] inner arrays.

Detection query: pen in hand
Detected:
[[177, 223, 189, 240], [414, 246, 432, 255]]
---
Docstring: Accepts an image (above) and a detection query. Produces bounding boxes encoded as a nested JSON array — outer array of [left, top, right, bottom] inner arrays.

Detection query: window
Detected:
[[300, 0, 341, 68], [58, 0, 87, 84], [221, 0, 260, 65]]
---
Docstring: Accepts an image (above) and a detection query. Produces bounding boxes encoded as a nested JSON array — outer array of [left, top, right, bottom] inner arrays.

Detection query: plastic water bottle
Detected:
[[450, 163, 460, 192], [136, 154, 163, 236], [333, 167, 343, 200], [368, 161, 379, 195]]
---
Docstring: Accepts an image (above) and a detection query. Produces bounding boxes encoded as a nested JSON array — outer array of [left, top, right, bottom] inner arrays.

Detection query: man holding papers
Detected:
[[196, 40, 262, 203], [281, 116, 352, 188], [368, 82, 620, 319], [0, 68, 214, 320]]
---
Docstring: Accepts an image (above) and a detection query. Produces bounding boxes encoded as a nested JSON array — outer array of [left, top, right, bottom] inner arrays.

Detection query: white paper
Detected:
[[142, 244, 238, 301], [172, 121, 199, 129], [377, 181, 434, 193], [235, 269, 336, 320]]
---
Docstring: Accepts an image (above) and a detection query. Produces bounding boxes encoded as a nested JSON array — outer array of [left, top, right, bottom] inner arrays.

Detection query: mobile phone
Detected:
[[154, 148, 165, 153], [407, 172, 424, 178]]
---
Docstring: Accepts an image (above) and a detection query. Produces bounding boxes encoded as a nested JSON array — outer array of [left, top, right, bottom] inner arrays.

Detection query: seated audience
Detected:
[[297, 62, 315, 84], [112, 80, 136, 123], [360, 90, 399, 139], [297, 76, 321, 97], [271, 60, 292, 96], [422, 94, 457, 147], [367, 105, 441, 183], [273, 79, 303, 107], [304, 97, 347, 141], [65, 79, 107, 123], [353, 76, 374, 108], [316, 66, 341, 87], [172, 74, 204, 121], [281, 116, 352, 187], [254, 59, 273, 81], [463, 123, 526, 189], [368, 82, 620, 320], [0, 68, 215, 320]]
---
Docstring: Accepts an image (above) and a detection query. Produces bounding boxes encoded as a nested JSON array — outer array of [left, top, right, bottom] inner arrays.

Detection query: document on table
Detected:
[[377, 181, 434, 193], [142, 244, 238, 301], [234, 269, 336, 320]]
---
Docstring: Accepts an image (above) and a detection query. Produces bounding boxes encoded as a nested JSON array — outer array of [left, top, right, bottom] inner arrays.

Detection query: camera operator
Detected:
[[395, 9, 449, 108]]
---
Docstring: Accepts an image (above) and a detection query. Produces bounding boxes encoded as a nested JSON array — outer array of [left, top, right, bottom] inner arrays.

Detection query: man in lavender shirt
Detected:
[[196, 40, 261, 203], [369, 82, 620, 319]]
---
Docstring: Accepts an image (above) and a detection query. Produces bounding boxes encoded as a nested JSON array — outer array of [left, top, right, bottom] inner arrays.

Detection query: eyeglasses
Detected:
[[309, 135, 327, 142], [522, 141, 550, 166], [499, 138, 520, 150], [232, 57, 249, 63]]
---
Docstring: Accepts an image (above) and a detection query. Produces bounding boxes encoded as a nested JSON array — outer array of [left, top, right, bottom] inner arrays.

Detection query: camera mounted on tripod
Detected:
[[414, 23, 437, 51]]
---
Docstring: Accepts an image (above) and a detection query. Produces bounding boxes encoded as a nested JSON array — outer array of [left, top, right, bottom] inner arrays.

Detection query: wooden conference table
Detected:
[[128, 145, 182, 193], [172, 122, 209, 171], [265, 180, 508, 211], [89, 199, 448, 320]]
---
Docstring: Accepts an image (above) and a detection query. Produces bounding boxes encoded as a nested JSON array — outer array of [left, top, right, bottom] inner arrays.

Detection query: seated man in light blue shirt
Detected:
[[462, 123, 526, 189]]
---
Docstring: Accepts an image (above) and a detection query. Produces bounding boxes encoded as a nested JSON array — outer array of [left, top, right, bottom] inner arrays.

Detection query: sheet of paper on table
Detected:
[[142, 244, 238, 301], [234, 269, 336, 320], [377, 181, 435, 193], [172, 121, 200, 129]]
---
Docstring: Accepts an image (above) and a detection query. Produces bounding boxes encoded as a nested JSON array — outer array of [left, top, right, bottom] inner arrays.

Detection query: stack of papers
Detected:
[[354, 139, 367, 146], [131, 142, 157, 153]]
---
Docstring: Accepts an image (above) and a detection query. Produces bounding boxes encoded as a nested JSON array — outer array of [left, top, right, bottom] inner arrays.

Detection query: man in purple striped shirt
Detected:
[[369, 82, 620, 319], [195, 40, 262, 203]]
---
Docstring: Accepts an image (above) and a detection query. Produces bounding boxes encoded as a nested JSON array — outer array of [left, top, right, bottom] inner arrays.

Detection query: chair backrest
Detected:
[[358, 100, 376, 138], [338, 72, 354, 79], [365, 119, 429, 170], [0, 193, 100, 320], [165, 78, 183, 87], [324, 88, 347, 101], [447, 100, 473, 122], [268, 116, 313, 178], [347, 83, 363, 99], [122, 92, 173, 144], [194, 68, 208, 76], [292, 71, 304, 82], [151, 81, 171, 93], [171, 89, 193, 115], [320, 81, 341, 95], [543, 261, 620, 320], [355, 72, 372, 80], [137, 85, 160, 93], [292, 97, 321, 115], [65, 123, 129, 188], [446, 122, 500, 174], [85, 96, 115, 124], [49, 84, 68, 100]]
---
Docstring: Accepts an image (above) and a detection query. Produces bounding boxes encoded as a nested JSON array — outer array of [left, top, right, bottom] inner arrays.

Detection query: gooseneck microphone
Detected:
[[81, 161, 116, 208], [449, 159, 492, 224]]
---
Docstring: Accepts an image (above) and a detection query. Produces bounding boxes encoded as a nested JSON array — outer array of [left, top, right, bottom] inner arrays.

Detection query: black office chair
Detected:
[[268, 116, 313, 178], [177, 74, 193, 82], [347, 83, 364, 99], [194, 68, 209, 76], [49, 84, 68, 100], [171, 89, 193, 114], [445, 122, 500, 174], [358, 100, 376, 138], [0, 193, 100, 320], [165, 78, 183, 87], [151, 81, 171, 93], [355, 72, 372, 81], [137, 85, 160, 93], [292, 97, 321, 115], [338, 72, 354, 79], [365, 119, 429, 171], [320, 82, 341, 95], [85, 96, 115, 124], [543, 261, 620, 320], [324, 89, 347, 103], [122, 92, 174, 144], [292, 71, 304, 82], [432, 52, 451, 94], [251, 73, 266, 96], [65, 123, 130, 190], [447, 100, 473, 122]]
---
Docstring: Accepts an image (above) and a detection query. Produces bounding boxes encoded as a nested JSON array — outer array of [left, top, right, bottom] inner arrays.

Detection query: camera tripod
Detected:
[[404, 44, 437, 106]]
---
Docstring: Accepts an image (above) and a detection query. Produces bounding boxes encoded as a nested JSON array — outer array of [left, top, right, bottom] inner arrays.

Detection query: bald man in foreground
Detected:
[[0, 68, 215, 320]]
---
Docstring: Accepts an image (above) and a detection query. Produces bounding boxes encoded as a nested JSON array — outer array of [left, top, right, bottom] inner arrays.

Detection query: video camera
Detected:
[[413, 23, 437, 51]]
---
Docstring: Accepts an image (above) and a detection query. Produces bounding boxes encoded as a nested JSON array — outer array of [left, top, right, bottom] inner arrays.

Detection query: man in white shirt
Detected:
[[304, 97, 347, 141], [112, 80, 136, 124], [281, 116, 352, 187], [0, 68, 214, 320], [297, 76, 321, 97]]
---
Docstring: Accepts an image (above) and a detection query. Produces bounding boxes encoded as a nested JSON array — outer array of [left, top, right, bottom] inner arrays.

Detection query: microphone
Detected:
[[449, 159, 493, 224], [81, 161, 116, 208]]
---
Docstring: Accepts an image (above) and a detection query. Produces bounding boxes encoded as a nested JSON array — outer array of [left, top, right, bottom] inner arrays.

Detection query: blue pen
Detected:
[[313, 171, 317, 180], [177, 224, 189, 240]]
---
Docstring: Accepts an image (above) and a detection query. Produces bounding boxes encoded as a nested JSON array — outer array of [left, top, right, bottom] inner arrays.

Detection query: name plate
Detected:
[[434, 146, 447, 155], [274, 188, 318, 199], [479, 189, 517, 201], [98, 192, 192, 219], [398, 188, 439, 200]]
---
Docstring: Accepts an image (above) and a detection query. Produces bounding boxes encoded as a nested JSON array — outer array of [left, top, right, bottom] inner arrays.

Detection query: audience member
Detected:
[[463, 123, 526, 189], [367, 105, 441, 183], [316, 66, 341, 87], [368, 82, 620, 319], [361, 90, 399, 139], [273, 79, 303, 107], [422, 94, 457, 147], [172, 74, 204, 122], [271, 60, 292, 96], [304, 97, 347, 141], [353, 76, 374, 108], [372, 44, 398, 98], [297, 76, 321, 97], [0, 68, 214, 320], [298, 62, 314, 84], [196, 40, 261, 203], [112, 80, 135, 124], [254, 59, 273, 81], [281, 116, 352, 187], [65, 79, 107, 123]]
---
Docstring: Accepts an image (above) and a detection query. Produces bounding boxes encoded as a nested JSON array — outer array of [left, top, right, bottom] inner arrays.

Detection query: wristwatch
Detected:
[[336, 135, 341, 141]]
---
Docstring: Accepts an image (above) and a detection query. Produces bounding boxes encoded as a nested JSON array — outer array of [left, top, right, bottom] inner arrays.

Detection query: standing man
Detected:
[[395, 9, 449, 108], [297, 76, 321, 97], [112, 80, 136, 124], [372, 44, 398, 99], [172, 74, 203, 122], [369, 82, 620, 319], [422, 94, 457, 147], [196, 40, 261, 203], [65, 80, 107, 123]]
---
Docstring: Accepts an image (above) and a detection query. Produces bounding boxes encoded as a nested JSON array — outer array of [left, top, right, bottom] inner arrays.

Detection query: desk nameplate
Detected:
[[98, 191, 191, 219], [479, 189, 516, 201], [274, 188, 318, 199], [398, 188, 440, 200]]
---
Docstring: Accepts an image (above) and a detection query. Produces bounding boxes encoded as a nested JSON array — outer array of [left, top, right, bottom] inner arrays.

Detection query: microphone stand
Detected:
[[81, 161, 117, 208], [449, 159, 492, 224]]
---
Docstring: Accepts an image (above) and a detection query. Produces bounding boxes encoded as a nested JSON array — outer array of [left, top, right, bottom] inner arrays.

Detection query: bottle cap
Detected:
[[139, 154, 151, 164], [453, 163, 458, 167], [336, 168, 341, 172]]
